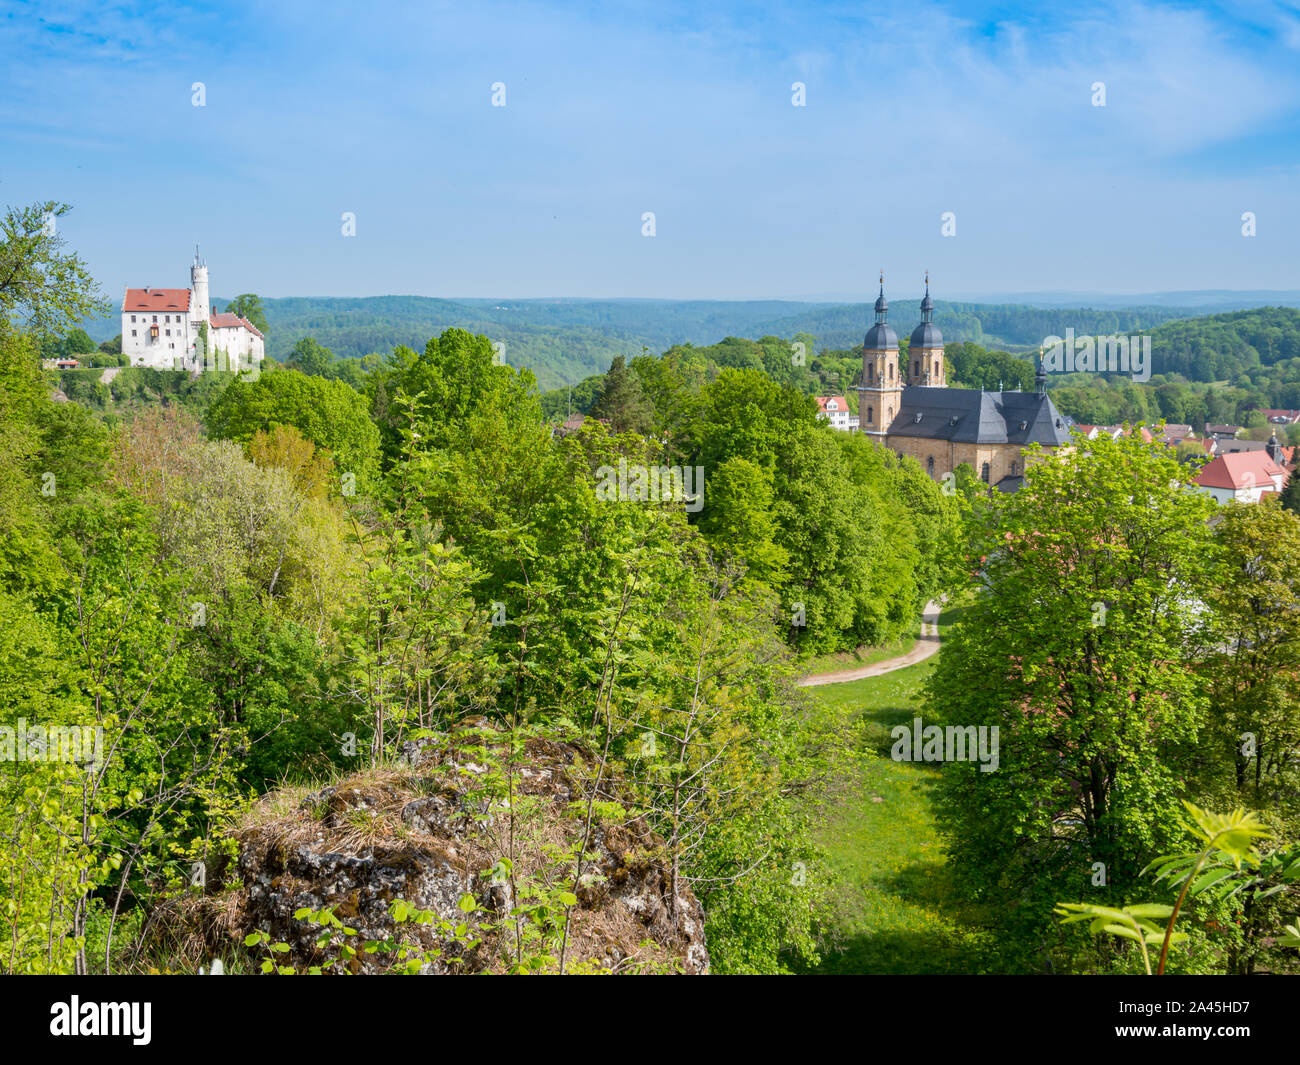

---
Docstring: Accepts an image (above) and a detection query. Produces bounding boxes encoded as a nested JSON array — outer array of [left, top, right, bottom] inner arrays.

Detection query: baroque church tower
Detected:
[[859, 273, 901, 437], [907, 273, 946, 386]]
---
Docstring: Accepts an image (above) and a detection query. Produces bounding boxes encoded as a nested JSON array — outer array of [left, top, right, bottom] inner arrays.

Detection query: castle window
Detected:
[[131, 329, 136, 337], [1011, 460, 1019, 475], [152, 315, 157, 322], [981, 462, 990, 483], [165, 328, 171, 336], [131, 315, 136, 323]]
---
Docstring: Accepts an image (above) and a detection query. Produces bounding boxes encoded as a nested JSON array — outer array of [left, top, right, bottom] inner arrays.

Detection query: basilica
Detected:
[[860, 275, 1071, 491]]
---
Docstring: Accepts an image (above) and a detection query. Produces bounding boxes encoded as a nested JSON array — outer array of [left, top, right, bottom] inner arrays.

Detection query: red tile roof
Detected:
[[123, 287, 191, 312], [816, 395, 850, 413], [1194, 450, 1287, 491], [209, 312, 263, 339]]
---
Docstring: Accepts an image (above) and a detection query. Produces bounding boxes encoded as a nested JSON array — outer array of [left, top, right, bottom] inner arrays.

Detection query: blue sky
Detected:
[[2, 0, 1299, 301]]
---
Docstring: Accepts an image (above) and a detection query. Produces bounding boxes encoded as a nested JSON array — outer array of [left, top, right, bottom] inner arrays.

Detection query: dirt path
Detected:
[[100, 367, 121, 384], [796, 600, 942, 687]]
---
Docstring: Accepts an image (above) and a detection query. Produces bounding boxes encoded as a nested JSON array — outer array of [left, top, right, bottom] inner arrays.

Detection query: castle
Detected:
[[860, 275, 1070, 491], [121, 251, 265, 371]]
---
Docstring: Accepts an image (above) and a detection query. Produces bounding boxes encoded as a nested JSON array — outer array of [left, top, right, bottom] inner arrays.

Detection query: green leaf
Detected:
[[1101, 923, 1144, 944], [1124, 903, 1174, 919]]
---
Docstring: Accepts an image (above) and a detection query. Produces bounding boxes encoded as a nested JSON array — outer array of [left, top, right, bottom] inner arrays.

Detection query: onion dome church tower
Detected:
[[859, 273, 902, 437], [907, 273, 946, 386]]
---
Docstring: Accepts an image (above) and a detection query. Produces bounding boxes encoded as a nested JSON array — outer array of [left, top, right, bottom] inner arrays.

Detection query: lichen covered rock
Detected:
[[230, 722, 708, 974]]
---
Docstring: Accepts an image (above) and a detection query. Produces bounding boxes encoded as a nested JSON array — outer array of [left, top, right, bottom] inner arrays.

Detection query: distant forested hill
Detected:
[[1140, 306, 1300, 379], [757, 301, 1201, 352], [246, 297, 1205, 387], [79, 294, 1288, 393]]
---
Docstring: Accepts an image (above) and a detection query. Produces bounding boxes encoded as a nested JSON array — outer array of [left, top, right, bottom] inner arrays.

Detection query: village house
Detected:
[[1193, 448, 1290, 504], [815, 395, 858, 431]]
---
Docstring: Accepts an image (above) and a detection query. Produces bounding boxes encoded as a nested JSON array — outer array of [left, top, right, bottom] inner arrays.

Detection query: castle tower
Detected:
[[859, 272, 901, 436], [190, 246, 209, 330], [907, 273, 945, 386]]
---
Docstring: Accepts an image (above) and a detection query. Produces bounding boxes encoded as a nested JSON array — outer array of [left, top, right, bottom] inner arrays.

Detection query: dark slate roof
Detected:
[[909, 322, 943, 349], [884, 386, 1072, 446], [864, 323, 898, 350], [1217, 438, 1269, 454]]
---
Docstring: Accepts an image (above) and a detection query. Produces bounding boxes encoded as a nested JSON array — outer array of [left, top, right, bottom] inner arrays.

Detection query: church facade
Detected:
[[858, 276, 1071, 491]]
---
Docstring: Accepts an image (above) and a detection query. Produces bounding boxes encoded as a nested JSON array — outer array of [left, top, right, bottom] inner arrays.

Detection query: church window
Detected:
[[913, 361, 919, 377], [927, 456, 935, 476], [981, 462, 990, 483], [1011, 460, 1019, 475], [888, 364, 894, 381], [934, 359, 940, 378], [867, 406, 873, 424]]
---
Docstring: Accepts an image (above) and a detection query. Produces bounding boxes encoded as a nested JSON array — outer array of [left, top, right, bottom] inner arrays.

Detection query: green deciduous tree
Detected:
[[928, 433, 1217, 961], [0, 202, 107, 336], [205, 367, 381, 493], [223, 294, 269, 335], [286, 336, 334, 377]]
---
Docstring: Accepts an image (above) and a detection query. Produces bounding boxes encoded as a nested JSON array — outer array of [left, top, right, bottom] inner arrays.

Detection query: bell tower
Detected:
[[907, 272, 946, 387], [859, 272, 902, 436]]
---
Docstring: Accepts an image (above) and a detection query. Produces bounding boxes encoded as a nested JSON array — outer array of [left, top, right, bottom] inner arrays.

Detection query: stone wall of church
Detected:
[[885, 434, 1042, 485]]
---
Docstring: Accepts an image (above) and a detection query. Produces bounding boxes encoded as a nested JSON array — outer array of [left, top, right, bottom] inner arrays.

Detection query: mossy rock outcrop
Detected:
[[228, 721, 708, 974]]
